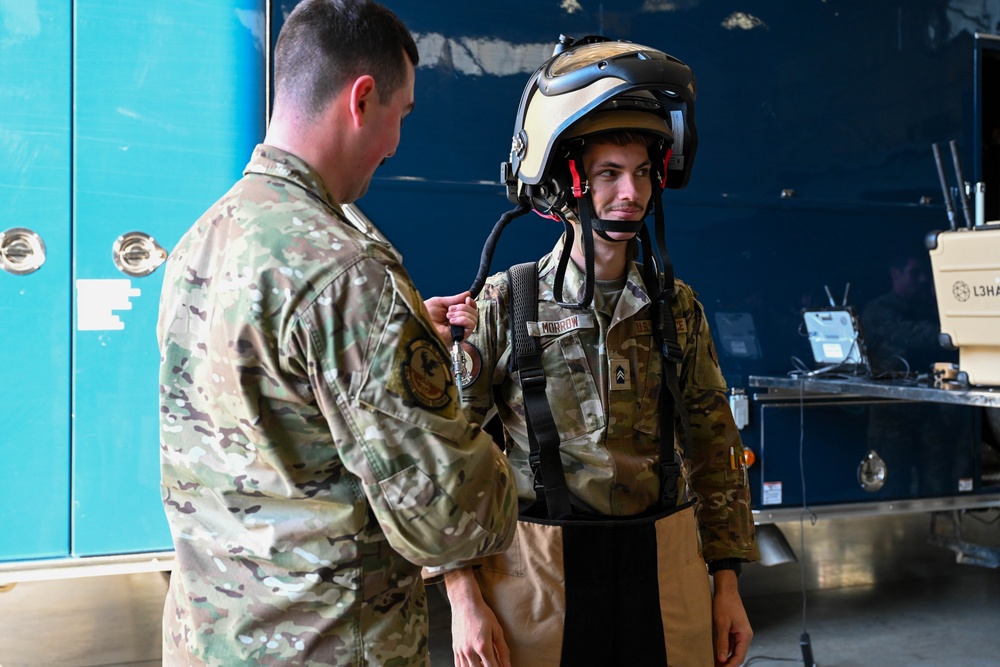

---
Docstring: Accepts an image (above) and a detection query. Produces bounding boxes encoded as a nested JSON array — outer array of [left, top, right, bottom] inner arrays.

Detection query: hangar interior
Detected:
[[2, 1, 1000, 666]]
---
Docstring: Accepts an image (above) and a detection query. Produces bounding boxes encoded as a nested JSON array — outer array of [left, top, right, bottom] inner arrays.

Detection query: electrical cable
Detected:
[[797, 378, 817, 667], [768, 292, 950, 667], [740, 379, 819, 667]]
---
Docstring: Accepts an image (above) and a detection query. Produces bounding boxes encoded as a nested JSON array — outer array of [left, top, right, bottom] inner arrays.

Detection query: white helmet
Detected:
[[468, 35, 698, 311], [502, 35, 698, 214]]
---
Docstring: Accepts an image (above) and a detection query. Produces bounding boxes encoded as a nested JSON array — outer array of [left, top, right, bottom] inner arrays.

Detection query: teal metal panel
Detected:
[[71, 0, 265, 555], [0, 1, 72, 560]]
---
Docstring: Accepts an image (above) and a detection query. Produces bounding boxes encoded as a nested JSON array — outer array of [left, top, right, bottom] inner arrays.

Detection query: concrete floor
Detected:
[[0, 511, 997, 666]]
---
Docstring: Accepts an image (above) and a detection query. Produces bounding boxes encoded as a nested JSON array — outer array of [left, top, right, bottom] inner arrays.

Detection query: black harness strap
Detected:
[[508, 261, 573, 519], [644, 195, 693, 508], [508, 255, 691, 518]]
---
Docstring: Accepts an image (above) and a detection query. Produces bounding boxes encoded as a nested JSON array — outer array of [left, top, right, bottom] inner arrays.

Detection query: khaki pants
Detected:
[[475, 503, 713, 667]]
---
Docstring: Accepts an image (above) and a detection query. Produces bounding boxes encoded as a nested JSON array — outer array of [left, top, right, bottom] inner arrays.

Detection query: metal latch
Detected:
[[0, 227, 46, 275], [112, 231, 167, 277]]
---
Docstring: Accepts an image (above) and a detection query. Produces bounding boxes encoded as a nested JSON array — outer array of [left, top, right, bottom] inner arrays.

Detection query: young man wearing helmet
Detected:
[[428, 37, 759, 667]]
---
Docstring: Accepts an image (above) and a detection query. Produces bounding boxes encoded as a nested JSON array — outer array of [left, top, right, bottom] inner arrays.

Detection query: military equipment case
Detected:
[[927, 224, 1000, 386]]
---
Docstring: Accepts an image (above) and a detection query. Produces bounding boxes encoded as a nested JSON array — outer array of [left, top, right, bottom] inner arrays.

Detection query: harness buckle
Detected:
[[661, 338, 683, 365], [519, 365, 547, 390]]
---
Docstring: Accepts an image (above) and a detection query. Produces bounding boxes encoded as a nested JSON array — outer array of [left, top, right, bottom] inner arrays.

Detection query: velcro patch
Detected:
[[459, 340, 482, 388], [610, 358, 632, 391], [400, 338, 453, 410]]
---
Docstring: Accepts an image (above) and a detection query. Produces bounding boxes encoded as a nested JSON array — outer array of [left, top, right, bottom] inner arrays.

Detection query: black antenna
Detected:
[[932, 143, 958, 231], [949, 140, 974, 229]]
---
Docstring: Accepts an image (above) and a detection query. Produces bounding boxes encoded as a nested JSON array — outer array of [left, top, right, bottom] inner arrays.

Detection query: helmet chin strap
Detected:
[[564, 166, 676, 309], [549, 156, 628, 309], [467, 148, 674, 312], [553, 205, 595, 310], [581, 194, 645, 243]]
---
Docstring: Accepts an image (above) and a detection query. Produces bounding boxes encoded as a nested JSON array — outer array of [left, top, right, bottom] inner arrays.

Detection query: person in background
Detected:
[[862, 251, 963, 497], [861, 252, 944, 374], [156, 1, 517, 664]]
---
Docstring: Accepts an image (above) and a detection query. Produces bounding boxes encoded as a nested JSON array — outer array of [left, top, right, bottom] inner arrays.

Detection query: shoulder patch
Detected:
[[675, 318, 688, 334], [459, 340, 483, 388], [400, 338, 453, 410]]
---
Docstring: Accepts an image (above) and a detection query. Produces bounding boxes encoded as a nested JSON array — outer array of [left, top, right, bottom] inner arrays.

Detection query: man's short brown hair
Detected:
[[274, 0, 419, 118]]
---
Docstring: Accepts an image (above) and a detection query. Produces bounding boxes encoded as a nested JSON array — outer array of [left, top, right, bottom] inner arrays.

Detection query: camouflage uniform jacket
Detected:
[[157, 145, 517, 666], [462, 236, 758, 564]]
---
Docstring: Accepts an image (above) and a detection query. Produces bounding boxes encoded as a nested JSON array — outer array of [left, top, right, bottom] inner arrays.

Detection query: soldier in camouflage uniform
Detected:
[[861, 253, 962, 496], [156, 2, 517, 665], [428, 37, 758, 667]]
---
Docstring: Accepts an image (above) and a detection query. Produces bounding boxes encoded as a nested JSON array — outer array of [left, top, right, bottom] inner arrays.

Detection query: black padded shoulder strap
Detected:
[[653, 286, 688, 508], [507, 262, 573, 519]]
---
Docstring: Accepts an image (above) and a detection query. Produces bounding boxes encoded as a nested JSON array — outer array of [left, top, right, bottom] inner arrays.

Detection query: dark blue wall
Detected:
[[274, 1, 996, 505], [282, 0, 983, 379]]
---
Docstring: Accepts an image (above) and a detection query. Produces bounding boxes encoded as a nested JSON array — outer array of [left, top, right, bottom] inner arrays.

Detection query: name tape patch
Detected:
[[526, 314, 596, 337]]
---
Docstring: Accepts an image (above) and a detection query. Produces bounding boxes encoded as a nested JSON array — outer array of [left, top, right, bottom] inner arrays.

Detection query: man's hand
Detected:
[[424, 292, 477, 344], [712, 569, 753, 667], [444, 569, 512, 667]]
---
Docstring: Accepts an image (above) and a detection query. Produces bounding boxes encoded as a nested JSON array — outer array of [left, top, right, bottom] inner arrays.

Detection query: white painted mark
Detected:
[[413, 33, 551, 77], [75, 279, 141, 331]]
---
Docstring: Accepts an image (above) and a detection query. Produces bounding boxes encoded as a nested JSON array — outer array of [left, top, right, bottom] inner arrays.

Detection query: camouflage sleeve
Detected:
[[421, 275, 513, 581], [291, 253, 517, 568], [674, 281, 760, 564]]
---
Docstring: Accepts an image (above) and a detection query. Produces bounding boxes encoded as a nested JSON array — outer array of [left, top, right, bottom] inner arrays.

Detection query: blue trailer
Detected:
[[2, 0, 998, 581]]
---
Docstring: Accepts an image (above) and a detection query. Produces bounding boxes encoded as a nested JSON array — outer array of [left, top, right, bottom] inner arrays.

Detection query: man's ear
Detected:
[[349, 75, 377, 128]]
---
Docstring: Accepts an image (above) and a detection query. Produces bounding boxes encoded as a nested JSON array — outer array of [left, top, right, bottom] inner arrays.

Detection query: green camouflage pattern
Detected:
[[157, 145, 517, 666], [462, 235, 758, 563]]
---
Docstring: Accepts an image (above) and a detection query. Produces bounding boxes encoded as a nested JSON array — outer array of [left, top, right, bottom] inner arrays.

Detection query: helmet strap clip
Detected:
[[567, 158, 589, 197], [660, 147, 673, 189]]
